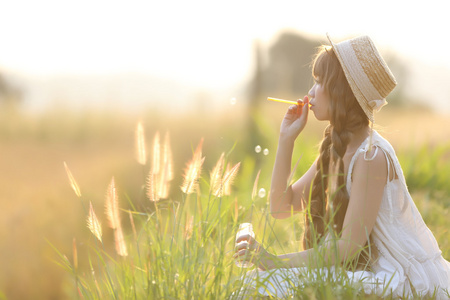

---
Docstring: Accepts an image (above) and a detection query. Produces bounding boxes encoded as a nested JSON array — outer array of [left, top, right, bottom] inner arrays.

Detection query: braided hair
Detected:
[[303, 46, 370, 268]]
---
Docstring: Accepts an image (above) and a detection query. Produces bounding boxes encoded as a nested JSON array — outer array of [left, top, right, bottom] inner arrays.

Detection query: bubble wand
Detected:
[[267, 97, 311, 107]]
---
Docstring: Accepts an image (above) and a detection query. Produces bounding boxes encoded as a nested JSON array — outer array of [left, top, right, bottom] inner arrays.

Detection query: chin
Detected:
[[313, 112, 328, 121], [311, 109, 331, 121]]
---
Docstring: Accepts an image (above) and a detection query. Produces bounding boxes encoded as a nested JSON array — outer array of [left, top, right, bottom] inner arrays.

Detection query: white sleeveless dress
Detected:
[[240, 131, 450, 299]]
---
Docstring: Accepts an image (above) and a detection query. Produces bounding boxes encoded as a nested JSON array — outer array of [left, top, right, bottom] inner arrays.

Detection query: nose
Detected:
[[308, 84, 316, 98]]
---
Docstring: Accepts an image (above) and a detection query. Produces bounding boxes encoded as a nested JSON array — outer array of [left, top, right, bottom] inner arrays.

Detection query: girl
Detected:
[[234, 34, 450, 299]]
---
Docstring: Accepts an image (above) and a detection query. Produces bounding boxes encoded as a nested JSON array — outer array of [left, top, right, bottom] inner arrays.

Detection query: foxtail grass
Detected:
[[105, 177, 128, 257], [64, 161, 82, 198], [53, 125, 449, 300], [135, 122, 147, 166], [87, 201, 102, 243], [146, 131, 173, 202], [181, 138, 205, 195]]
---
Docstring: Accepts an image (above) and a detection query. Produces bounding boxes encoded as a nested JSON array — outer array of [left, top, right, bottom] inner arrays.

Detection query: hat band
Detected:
[[338, 41, 386, 112]]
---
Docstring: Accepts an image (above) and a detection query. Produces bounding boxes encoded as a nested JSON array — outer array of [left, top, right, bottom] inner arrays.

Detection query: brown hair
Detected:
[[303, 46, 370, 268]]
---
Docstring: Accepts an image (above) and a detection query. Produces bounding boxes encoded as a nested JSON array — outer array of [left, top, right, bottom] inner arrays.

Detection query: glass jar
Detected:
[[235, 223, 255, 268]]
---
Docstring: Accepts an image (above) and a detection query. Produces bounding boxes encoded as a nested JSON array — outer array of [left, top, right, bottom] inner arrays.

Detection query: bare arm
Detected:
[[237, 147, 388, 269], [270, 96, 312, 219], [270, 152, 317, 219], [337, 148, 387, 262], [273, 148, 387, 267]]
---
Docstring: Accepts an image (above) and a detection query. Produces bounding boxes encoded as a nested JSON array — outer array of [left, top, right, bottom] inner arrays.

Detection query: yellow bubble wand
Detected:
[[267, 97, 311, 106]]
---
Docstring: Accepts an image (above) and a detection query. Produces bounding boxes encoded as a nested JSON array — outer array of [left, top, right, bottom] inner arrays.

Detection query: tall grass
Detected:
[[52, 119, 450, 299], [54, 127, 249, 299], [1, 106, 448, 299]]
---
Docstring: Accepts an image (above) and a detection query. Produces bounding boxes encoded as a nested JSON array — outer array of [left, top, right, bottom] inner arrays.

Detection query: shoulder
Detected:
[[371, 131, 396, 154], [353, 146, 388, 183]]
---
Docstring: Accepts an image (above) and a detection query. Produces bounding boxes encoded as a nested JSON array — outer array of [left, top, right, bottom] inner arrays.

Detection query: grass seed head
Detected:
[[222, 162, 240, 196], [147, 131, 174, 201], [163, 131, 174, 181], [181, 139, 205, 194], [64, 162, 82, 198], [135, 122, 147, 165], [152, 131, 161, 174], [147, 170, 160, 202], [104, 178, 128, 256], [105, 177, 120, 229], [210, 152, 225, 196], [157, 133, 171, 199], [87, 201, 103, 243]]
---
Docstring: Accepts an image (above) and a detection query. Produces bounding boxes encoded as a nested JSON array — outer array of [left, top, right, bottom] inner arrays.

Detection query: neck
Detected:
[[348, 125, 370, 151]]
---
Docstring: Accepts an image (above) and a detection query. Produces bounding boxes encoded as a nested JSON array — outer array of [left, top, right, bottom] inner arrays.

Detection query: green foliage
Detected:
[[399, 143, 450, 200], [1, 95, 448, 299], [52, 129, 450, 299]]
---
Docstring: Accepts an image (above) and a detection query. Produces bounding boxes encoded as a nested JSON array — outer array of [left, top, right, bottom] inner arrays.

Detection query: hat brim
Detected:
[[326, 33, 375, 122]]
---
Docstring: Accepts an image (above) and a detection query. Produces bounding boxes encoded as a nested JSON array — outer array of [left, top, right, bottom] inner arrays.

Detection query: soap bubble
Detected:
[[258, 188, 266, 198], [230, 97, 237, 105], [263, 148, 269, 156], [255, 145, 261, 153]]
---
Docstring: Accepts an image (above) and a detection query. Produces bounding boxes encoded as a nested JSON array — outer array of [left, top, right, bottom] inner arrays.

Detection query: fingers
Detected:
[[234, 237, 263, 255], [233, 237, 270, 269], [235, 239, 258, 255], [298, 95, 309, 120], [303, 95, 309, 105], [233, 243, 269, 269], [235, 233, 255, 244], [234, 235, 259, 262], [286, 96, 308, 116], [287, 104, 298, 115], [235, 241, 250, 254], [233, 249, 253, 263], [296, 99, 303, 115], [233, 249, 256, 262], [233, 245, 258, 262]]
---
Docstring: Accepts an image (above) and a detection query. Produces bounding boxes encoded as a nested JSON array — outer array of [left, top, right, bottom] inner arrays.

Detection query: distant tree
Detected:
[[244, 31, 408, 159], [264, 32, 321, 98], [247, 30, 410, 106], [244, 32, 321, 158]]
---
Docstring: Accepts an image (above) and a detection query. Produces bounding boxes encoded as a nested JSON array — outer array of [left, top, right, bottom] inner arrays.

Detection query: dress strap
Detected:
[[378, 148, 394, 223]]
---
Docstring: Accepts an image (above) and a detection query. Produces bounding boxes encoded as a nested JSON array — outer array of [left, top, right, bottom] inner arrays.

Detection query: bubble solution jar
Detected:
[[235, 223, 255, 268]]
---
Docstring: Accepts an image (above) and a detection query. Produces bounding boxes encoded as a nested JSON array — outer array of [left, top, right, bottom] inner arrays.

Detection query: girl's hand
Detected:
[[280, 95, 309, 141], [233, 234, 276, 271]]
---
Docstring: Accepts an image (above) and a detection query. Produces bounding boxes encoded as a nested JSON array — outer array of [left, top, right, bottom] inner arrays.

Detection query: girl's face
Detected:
[[308, 79, 331, 121]]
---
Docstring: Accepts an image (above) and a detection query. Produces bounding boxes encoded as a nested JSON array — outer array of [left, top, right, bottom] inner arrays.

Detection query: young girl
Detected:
[[234, 34, 450, 299]]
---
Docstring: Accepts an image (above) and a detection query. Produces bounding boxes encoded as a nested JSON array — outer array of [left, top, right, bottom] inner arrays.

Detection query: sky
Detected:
[[1, 0, 450, 111]]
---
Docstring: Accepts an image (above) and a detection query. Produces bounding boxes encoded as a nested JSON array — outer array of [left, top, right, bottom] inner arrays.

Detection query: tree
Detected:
[[264, 31, 321, 98]]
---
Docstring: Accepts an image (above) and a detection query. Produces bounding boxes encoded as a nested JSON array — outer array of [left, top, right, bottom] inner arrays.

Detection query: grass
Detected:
[[55, 116, 449, 299], [53, 131, 253, 299], [0, 104, 449, 299]]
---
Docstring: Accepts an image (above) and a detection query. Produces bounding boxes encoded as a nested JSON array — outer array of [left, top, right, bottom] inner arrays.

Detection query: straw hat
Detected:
[[327, 34, 397, 122]]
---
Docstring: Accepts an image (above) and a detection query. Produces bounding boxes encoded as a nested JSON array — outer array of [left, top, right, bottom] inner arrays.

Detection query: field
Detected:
[[0, 102, 449, 299]]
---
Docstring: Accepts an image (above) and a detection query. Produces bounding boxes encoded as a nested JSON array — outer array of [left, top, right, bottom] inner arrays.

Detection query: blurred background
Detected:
[[1, 0, 450, 299]]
